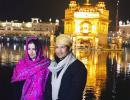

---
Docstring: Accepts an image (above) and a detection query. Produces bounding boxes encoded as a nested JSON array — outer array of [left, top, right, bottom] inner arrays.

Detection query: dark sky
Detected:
[[0, 0, 129, 22]]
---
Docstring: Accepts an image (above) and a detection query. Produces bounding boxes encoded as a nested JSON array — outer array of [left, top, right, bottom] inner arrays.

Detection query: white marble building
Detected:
[[0, 18, 59, 36]]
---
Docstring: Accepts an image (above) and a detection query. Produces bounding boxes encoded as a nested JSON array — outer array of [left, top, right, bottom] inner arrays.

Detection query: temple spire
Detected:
[[116, 0, 119, 32], [86, 0, 89, 4], [99, 0, 104, 2]]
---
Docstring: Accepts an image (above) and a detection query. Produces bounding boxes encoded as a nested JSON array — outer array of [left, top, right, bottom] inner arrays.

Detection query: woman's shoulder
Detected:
[[42, 56, 49, 61], [16, 58, 25, 65], [43, 57, 51, 64]]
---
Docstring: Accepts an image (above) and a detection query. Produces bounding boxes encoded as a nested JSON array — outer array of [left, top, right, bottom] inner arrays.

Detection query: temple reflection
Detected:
[[0, 43, 24, 65]]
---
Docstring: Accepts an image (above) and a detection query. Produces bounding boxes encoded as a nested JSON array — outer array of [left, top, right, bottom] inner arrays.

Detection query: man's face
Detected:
[[28, 43, 37, 60], [55, 44, 69, 59]]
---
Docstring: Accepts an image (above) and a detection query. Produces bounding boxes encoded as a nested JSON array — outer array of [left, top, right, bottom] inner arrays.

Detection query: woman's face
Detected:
[[28, 43, 37, 60], [55, 44, 69, 59]]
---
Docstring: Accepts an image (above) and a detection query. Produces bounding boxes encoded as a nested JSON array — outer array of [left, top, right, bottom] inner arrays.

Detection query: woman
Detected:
[[11, 37, 50, 100], [44, 34, 87, 100]]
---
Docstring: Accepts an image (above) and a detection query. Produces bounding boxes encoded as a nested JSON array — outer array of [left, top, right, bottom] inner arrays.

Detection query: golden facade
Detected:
[[64, 0, 109, 48]]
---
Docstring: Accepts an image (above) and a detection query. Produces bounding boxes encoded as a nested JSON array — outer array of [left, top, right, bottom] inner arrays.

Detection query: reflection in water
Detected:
[[0, 43, 24, 65], [24, 45, 26, 51], [0, 42, 130, 100], [13, 44, 17, 51], [49, 47, 55, 60], [76, 50, 107, 100], [0, 44, 1, 51]]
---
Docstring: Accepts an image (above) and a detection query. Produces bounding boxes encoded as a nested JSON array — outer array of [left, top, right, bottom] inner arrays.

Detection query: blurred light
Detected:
[[82, 23, 89, 33], [49, 18, 52, 22], [75, 20, 81, 33], [24, 45, 26, 51], [1, 23, 6, 27], [13, 44, 17, 51], [25, 22, 32, 28]]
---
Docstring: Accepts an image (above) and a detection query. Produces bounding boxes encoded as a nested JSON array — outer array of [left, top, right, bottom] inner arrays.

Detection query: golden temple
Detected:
[[64, 0, 110, 48]]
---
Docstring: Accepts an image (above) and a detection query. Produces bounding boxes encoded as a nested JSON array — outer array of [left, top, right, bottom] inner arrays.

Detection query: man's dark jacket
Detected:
[[44, 59, 87, 100]]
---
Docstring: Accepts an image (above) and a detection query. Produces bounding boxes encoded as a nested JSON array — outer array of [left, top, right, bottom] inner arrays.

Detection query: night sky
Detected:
[[0, 0, 129, 24]]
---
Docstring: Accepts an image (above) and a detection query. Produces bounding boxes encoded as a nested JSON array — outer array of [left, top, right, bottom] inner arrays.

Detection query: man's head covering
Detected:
[[56, 34, 72, 47]]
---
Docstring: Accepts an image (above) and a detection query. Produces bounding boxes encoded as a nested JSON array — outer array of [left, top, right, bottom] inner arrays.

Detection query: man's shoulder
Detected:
[[73, 59, 85, 67], [69, 59, 87, 71]]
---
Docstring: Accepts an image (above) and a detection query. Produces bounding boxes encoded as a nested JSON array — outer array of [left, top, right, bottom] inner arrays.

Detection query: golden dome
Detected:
[[79, 3, 98, 12]]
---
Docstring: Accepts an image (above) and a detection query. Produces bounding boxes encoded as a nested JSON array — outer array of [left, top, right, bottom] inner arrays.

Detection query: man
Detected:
[[44, 34, 87, 100]]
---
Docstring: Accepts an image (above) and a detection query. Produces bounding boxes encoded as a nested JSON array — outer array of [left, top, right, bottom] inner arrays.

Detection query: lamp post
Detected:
[[116, 0, 119, 32], [49, 18, 55, 47], [95, 37, 99, 49], [86, 0, 89, 4]]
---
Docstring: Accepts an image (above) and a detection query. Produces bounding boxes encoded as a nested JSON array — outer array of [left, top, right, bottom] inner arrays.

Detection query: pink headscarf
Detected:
[[11, 36, 50, 100]]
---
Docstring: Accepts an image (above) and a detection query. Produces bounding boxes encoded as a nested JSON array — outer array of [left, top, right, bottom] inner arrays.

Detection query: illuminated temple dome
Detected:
[[64, 0, 110, 48]]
